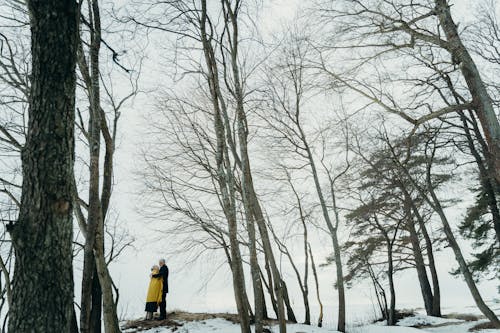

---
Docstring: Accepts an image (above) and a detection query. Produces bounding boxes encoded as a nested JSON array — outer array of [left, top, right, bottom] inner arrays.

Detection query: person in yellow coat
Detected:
[[145, 265, 163, 320]]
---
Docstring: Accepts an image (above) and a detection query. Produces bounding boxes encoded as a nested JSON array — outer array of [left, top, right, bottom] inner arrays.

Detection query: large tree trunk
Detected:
[[9, 0, 77, 331], [435, 0, 500, 184]]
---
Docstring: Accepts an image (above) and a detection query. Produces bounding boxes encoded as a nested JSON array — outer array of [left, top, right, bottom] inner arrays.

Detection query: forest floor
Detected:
[[121, 309, 500, 333]]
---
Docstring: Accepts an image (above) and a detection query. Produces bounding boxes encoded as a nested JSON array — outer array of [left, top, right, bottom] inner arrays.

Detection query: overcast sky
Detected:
[[85, 0, 500, 325]]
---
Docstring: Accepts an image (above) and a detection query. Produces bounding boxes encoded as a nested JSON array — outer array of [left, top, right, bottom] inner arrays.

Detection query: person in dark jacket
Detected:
[[151, 258, 169, 320]]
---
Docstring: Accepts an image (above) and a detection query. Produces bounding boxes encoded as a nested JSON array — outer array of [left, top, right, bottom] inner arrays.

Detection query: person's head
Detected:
[[151, 265, 159, 273], [159, 258, 166, 267]]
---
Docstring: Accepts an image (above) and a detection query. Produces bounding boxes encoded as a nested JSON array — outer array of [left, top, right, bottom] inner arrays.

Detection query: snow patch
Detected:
[[350, 325, 430, 333], [397, 315, 464, 327]]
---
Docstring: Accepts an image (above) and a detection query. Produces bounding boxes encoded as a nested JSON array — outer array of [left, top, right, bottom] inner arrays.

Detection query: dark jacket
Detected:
[[152, 265, 169, 293]]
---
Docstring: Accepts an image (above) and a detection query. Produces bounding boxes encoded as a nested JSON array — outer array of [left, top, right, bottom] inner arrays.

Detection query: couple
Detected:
[[145, 258, 169, 320]]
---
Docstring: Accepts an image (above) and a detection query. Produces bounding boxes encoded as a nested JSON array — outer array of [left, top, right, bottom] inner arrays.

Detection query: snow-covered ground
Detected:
[[122, 313, 500, 333]]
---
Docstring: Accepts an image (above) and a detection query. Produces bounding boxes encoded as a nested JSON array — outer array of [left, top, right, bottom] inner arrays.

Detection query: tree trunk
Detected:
[[225, 21, 287, 333], [386, 243, 396, 326], [435, 0, 500, 184], [407, 219, 434, 315], [258, 276, 269, 320], [245, 212, 265, 332], [261, 261, 278, 319], [429, 189, 500, 326], [269, 209, 310, 325], [367, 262, 387, 320], [226, 212, 251, 333], [198, 1, 251, 331], [298, 122, 345, 332], [413, 209, 441, 317], [403, 187, 441, 317], [251, 200, 287, 333], [331, 231, 346, 331], [301, 222, 311, 325], [418, 146, 499, 326], [90, 266, 103, 333], [94, 218, 121, 333], [71, 306, 79, 333], [308, 243, 323, 327], [9, 0, 77, 331], [281, 279, 297, 323]]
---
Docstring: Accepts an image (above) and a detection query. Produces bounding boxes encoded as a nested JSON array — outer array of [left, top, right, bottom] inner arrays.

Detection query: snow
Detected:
[[397, 314, 464, 327], [349, 325, 425, 333], [123, 318, 341, 333], [122, 316, 500, 333]]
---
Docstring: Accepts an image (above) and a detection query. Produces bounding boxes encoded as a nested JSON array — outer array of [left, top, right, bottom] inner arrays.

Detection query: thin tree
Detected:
[[260, 35, 347, 331]]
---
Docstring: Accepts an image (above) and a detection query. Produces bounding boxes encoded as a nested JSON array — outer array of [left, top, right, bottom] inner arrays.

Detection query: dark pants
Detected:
[[159, 292, 167, 319]]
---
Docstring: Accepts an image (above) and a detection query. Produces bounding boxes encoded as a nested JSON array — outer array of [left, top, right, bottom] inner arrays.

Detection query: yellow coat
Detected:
[[146, 268, 163, 304]]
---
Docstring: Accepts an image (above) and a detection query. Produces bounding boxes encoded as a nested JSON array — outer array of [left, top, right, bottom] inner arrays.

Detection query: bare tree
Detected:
[[312, 0, 500, 185], [259, 33, 348, 332]]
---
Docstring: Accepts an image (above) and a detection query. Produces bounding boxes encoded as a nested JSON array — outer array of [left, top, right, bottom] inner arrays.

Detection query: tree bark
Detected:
[[9, 0, 77, 331]]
